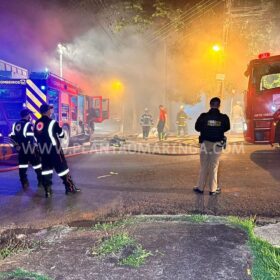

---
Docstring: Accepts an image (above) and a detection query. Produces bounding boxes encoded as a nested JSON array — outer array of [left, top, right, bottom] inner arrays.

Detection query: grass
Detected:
[[93, 233, 152, 267], [0, 268, 51, 280], [94, 233, 135, 255], [120, 245, 152, 267], [228, 216, 280, 280], [92, 218, 135, 232]]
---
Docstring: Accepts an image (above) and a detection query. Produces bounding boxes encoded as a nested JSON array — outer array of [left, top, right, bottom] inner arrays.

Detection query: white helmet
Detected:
[[180, 105, 184, 110]]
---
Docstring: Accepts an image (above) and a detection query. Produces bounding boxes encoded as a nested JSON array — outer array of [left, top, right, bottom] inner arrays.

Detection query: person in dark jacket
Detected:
[[34, 104, 80, 198], [140, 108, 153, 140], [193, 97, 230, 195], [9, 109, 43, 189]]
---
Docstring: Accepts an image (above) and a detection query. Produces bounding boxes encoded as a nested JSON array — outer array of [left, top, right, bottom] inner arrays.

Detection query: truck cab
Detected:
[[244, 53, 280, 145]]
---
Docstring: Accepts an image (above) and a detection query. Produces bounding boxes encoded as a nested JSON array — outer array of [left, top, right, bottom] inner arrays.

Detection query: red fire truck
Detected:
[[0, 72, 109, 148], [244, 53, 280, 145]]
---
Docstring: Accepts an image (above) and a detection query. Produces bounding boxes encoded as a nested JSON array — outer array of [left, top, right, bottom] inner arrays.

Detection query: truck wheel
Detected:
[[60, 126, 70, 149]]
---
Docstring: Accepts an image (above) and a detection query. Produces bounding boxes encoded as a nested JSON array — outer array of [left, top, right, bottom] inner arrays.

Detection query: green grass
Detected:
[[92, 233, 152, 267], [120, 245, 152, 267], [0, 268, 51, 280], [228, 216, 280, 280], [92, 219, 135, 232], [94, 233, 135, 255]]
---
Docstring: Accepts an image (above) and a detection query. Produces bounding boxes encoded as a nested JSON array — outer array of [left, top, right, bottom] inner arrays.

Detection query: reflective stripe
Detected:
[[58, 168, 69, 177], [23, 122, 30, 137], [48, 120, 57, 146], [26, 101, 41, 119], [26, 132, 34, 136], [26, 88, 42, 108], [42, 170, 53, 175], [26, 79, 47, 102], [33, 164, 42, 170], [19, 164, 28, 168], [59, 131, 64, 137], [9, 123, 16, 136]]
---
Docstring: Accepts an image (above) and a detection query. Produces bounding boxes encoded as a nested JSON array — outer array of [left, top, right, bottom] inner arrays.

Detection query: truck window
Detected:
[[260, 73, 280, 91], [254, 62, 280, 93]]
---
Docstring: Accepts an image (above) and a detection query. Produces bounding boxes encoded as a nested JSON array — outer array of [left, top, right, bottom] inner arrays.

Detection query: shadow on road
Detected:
[[250, 149, 280, 182]]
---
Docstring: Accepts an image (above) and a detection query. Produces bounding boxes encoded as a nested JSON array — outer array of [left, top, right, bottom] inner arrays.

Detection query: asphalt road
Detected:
[[0, 142, 280, 228]]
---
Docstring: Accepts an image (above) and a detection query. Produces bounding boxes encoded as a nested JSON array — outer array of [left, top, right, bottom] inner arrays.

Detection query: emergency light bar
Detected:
[[258, 52, 270, 59]]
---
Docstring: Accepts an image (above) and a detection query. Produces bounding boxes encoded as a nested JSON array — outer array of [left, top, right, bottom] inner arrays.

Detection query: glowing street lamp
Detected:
[[212, 44, 221, 52]]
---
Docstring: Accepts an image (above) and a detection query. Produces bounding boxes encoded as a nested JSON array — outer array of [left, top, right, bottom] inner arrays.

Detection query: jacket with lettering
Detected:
[[140, 113, 153, 127], [9, 119, 36, 147], [34, 116, 64, 149], [195, 108, 230, 142]]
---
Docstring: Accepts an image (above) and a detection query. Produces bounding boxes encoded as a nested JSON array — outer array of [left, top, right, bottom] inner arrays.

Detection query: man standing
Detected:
[[231, 101, 244, 133], [176, 105, 189, 136], [193, 97, 230, 195], [157, 105, 167, 141], [9, 109, 42, 189], [34, 104, 80, 198], [140, 108, 153, 140]]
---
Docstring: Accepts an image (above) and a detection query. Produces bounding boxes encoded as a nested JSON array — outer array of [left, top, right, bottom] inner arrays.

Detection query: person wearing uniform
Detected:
[[34, 104, 80, 198], [140, 108, 153, 140], [157, 105, 167, 141], [176, 105, 190, 136], [193, 97, 230, 195], [9, 109, 43, 189]]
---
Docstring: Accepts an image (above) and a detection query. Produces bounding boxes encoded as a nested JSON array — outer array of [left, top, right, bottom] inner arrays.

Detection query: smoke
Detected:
[[0, 0, 167, 126]]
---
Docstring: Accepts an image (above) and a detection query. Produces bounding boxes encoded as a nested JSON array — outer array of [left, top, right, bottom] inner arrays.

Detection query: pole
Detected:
[[59, 51, 63, 78]]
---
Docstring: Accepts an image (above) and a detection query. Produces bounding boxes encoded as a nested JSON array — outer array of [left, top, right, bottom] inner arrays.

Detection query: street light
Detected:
[[212, 44, 221, 52], [57, 43, 65, 79]]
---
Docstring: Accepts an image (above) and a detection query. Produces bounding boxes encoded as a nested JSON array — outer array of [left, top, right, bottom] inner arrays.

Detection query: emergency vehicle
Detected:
[[244, 52, 280, 145], [0, 72, 109, 148]]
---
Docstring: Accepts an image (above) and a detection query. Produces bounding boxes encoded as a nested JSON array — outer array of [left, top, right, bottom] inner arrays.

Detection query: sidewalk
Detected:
[[1, 215, 279, 280], [0, 216, 253, 280]]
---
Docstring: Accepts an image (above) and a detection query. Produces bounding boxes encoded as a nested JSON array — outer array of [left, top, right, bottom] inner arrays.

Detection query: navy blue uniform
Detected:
[[9, 119, 42, 188], [34, 116, 77, 196]]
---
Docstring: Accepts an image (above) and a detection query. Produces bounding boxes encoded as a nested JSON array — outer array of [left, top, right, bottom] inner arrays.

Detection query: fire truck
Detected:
[[0, 72, 109, 148], [244, 53, 280, 145]]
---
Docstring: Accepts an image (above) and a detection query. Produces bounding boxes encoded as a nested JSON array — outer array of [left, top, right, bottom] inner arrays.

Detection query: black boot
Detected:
[[63, 174, 80, 195], [21, 180, 29, 189], [44, 185, 52, 198]]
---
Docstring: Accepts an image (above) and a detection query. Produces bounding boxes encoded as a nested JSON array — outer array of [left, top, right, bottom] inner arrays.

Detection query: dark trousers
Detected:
[[157, 120, 165, 140], [142, 126, 151, 139], [18, 149, 42, 185], [41, 147, 75, 190]]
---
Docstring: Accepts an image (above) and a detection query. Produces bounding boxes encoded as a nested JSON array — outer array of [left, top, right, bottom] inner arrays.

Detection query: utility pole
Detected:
[[219, 0, 232, 100]]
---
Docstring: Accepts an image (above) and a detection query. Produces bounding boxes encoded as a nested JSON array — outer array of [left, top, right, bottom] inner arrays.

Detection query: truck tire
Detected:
[[60, 126, 70, 149]]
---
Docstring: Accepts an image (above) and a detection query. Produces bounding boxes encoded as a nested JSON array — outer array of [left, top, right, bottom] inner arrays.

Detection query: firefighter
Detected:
[[34, 104, 80, 198], [193, 97, 230, 195], [157, 105, 167, 141], [9, 109, 43, 189], [176, 105, 190, 136], [231, 101, 244, 133], [140, 108, 153, 140]]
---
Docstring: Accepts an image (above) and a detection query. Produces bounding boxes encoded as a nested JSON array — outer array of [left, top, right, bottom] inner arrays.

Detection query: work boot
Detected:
[[21, 180, 30, 189], [63, 174, 81, 195], [44, 186, 52, 198]]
